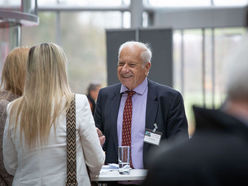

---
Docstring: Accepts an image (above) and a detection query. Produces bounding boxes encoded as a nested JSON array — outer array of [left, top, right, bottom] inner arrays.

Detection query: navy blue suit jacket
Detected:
[[94, 79, 188, 168]]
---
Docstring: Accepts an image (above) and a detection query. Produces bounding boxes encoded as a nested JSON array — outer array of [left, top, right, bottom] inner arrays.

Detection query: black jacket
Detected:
[[143, 106, 248, 186], [94, 79, 188, 168]]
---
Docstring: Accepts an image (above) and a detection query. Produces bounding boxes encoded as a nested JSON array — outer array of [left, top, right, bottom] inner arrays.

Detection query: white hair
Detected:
[[118, 41, 152, 64], [224, 33, 248, 101]]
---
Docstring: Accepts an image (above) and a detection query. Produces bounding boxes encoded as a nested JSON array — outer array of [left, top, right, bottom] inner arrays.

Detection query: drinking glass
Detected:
[[118, 146, 130, 174]]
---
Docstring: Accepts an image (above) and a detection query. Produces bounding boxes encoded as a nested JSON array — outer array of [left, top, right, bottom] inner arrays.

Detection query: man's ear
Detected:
[[145, 62, 151, 76]]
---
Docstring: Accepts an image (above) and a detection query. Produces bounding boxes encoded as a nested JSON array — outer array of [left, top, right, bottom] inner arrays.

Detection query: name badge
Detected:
[[144, 129, 162, 146]]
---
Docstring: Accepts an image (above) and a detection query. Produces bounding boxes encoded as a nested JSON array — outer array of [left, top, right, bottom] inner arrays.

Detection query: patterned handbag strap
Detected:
[[66, 95, 78, 186]]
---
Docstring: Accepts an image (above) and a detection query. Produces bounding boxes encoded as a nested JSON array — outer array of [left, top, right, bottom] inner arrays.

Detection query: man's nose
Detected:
[[121, 64, 129, 72]]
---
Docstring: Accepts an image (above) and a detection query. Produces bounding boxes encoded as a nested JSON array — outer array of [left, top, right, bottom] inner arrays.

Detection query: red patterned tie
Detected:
[[122, 90, 135, 168]]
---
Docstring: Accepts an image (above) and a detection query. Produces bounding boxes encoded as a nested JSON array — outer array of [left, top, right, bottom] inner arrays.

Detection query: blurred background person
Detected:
[[3, 43, 105, 186], [0, 47, 29, 186], [143, 34, 248, 186], [87, 83, 101, 114]]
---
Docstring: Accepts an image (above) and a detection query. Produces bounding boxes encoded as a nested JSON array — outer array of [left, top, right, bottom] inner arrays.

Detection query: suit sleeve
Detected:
[[167, 92, 188, 140]]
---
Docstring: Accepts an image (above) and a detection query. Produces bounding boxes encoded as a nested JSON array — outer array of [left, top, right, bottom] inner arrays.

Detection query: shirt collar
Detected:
[[120, 78, 148, 95]]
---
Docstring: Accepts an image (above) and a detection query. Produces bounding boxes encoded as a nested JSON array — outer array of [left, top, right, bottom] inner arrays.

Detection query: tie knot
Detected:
[[126, 90, 136, 97]]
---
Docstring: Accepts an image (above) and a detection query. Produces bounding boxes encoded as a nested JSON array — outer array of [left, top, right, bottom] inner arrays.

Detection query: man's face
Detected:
[[117, 46, 151, 90]]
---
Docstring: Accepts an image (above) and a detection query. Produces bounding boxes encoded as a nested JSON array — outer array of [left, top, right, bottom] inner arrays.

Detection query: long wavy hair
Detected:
[[0, 47, 29, 96], [10, 43, 73, 148]]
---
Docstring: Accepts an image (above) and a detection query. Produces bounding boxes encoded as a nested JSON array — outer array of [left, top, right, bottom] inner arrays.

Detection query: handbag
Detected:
[[66, 95, 78, 186]]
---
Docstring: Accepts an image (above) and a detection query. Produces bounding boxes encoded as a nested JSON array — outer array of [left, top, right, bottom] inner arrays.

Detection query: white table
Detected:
[[92, 169, 148, 182]]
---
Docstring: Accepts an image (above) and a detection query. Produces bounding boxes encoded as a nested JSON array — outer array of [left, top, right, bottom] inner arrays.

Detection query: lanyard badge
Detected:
[[144, 123, 162, 146]]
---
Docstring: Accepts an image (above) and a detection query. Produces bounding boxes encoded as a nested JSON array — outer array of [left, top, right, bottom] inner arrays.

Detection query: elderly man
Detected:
[[143, 35, 248, 186], [94, 41, 188, 169]]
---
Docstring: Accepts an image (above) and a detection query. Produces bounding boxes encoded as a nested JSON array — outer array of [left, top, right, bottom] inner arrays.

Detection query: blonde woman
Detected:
[[3, 43, 105, 186], [0, 47, 29, 186]]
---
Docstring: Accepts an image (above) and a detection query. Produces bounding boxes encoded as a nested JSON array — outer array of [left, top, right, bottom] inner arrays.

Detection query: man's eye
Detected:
[[118, 63, 124, 66], [129, 64, 136, 67]]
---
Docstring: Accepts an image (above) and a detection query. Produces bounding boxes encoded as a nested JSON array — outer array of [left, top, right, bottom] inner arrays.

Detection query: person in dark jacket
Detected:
[[87, 83, 101, 114], [94, 41, 188, 170], [143, 34, 248, 186]]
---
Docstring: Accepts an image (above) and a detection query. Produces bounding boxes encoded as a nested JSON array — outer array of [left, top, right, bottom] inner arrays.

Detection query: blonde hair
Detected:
[[0, 47, 29, 96], [10, 43, 73, 148]]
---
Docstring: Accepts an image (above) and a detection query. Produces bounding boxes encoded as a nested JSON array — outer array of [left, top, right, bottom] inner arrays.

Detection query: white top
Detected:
[[3, 94, 105, 186]]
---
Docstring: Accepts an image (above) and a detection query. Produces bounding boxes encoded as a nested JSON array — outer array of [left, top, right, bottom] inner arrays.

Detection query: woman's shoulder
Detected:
[[74, 94, 92, 117], [0, 90, 18, 102], [75, 93, 87, 101], [0, 90, 9, 101], [0, 91, 11, 113], [0, 99, 8, 115], [74, 94, 89, 107]]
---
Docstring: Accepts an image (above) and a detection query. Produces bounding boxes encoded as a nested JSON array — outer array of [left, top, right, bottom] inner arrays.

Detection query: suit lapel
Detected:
[[111, 85, 122, 155]]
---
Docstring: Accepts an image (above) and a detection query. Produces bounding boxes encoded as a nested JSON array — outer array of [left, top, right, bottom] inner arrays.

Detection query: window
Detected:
[[22, 11, 125, 93], [173, 28, 245, 135]]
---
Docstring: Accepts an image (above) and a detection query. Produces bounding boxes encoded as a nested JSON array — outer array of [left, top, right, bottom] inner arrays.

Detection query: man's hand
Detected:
[[96, 127, 105, 146]]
